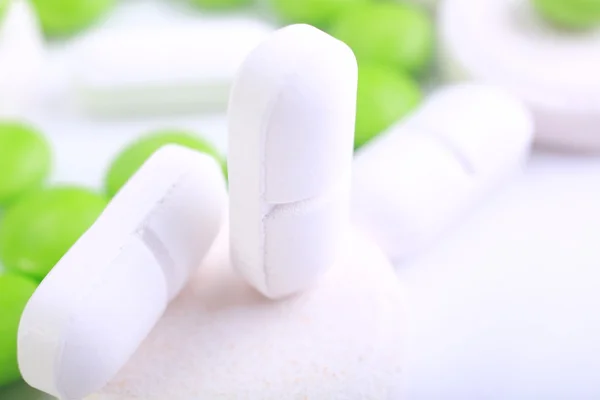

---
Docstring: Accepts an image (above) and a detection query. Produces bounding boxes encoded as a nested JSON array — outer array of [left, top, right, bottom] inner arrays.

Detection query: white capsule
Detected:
[[228, 24, 357, 299], [69, 17, 273, 116], [18, 145, 227, 400], [439, 0, 600, 151], [352, 84, 534, 262], [0, 0, 45, 117]]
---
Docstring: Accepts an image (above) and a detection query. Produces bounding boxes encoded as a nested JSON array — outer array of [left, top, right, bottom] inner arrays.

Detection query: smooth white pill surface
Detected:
[[352, 84, 534, 262], [86, 227, 405, 400], [228, 24, 357, 298], [0, 0, 45, 117], [69, 18, 273, 116], [18, 145, 227, 400], [439, 0, 600, 151]]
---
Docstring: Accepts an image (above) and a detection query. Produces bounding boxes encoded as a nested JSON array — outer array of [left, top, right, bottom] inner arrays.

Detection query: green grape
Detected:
[[0, 187, 108, 280], [105, 130, 225, 198], [30, 0, 116, 37], [331, 2, 434, 74], [355, 64, 422, 149], [190, 0, 253, 10], [532, 0, 600, 29], [268, 0, 367, 29], [0, 273, 37, 387], [0, 122, 52, 206]]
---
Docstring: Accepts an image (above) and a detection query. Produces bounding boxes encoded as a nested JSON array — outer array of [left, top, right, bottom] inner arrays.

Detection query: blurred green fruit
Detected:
[[355, 64, 422, 149], [268, 0, 368, 29], [532, 0, 600, 29], [31, 0, 116, 36], [0, 187, 107, 280], [0, 0, 10, 22], [0, 273, 37, 387], [105, 130, 225, 198], [0, 122, 52, 206], [190, 0, 253, 9], [331, 2, 434, 74]]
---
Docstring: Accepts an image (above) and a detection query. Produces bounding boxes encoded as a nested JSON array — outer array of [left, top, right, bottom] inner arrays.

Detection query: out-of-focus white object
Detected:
[[352, 84, 534, 263], [85, 227, 405, 400], [0, 0, 45, 117], [439, 0, 600, 151], [228, 24, 357, 299], [69, 17, 274, 116], [18, 145, 227, 400]]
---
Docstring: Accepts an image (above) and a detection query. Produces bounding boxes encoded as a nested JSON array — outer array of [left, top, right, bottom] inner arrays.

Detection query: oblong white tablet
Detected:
[[69, 18, 273, 116], [228, 24, 357, 299], [439, 0, 600, 151], [352, 84, 534, 262], [18, 145, 227, 400]]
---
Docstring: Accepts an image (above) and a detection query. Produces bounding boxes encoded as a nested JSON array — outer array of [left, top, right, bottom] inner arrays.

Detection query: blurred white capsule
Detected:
[[69, 17, 274, 117], [0, 0, 45, 117], [352, 84, 535, 263]]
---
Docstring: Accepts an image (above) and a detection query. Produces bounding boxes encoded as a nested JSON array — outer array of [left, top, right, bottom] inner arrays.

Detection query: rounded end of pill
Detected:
[[228, 22, 357, 204], [18, 235, 170, 399]]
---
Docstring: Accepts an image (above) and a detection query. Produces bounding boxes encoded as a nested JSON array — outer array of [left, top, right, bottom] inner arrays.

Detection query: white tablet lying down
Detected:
[[352, 84, 534, 262], [18, 145, 227, 400]]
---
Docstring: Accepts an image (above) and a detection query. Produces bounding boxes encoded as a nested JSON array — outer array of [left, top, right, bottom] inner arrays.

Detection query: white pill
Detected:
[[439, 0, 600, 151], [228, 24, 357, 299], [0, 0, 45, 118], [18, 145, 227, 400], [69, 17, 273, 116], [352, 84, 534, 262]]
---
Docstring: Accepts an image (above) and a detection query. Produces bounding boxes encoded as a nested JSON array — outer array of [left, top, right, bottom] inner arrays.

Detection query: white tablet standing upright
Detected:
[[18, 145, 227, 400], [228, 24, 358, 299]]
